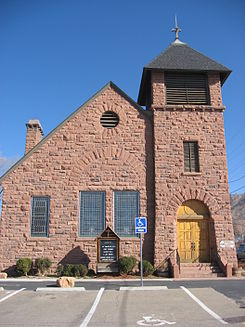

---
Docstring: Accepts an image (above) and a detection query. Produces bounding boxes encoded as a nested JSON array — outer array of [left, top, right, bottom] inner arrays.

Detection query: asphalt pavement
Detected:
[[0, 278, 245, 307], [0, 280, 245, 326]]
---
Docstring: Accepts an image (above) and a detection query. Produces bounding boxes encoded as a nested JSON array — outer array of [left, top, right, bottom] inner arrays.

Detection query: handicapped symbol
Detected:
[[137, 316, 176, 326], [137, 218, 144, 227]]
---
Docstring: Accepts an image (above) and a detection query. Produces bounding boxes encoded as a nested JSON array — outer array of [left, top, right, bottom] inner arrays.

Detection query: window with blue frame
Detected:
[[114, 191, 139, 237], [79, 191, 105, 237], [31, 196, 49, 237]]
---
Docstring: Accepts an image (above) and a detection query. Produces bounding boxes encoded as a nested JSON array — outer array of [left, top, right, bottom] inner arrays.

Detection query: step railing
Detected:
[[215, 252, 232, 277], [155, 248, 180, 278]]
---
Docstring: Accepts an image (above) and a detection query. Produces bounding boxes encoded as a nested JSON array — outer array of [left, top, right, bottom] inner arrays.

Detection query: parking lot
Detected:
[[0, 282, 245, 327]]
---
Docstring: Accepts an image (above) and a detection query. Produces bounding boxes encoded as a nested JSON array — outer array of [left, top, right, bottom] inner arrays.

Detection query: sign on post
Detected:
[[135, 217, 147, 287], [135, 217, 147, 234]]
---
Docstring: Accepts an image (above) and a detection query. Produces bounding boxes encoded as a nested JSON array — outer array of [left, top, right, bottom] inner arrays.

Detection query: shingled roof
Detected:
[[138, 40, 231, 106]]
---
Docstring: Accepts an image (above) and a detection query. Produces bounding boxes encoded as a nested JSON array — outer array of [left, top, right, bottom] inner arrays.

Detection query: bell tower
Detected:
[[138, 21, 237, 277]]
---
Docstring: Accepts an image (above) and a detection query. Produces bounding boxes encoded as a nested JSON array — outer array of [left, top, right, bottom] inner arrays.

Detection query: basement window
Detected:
[[165, 72, 210, 105], [100, 111, 119, 128]]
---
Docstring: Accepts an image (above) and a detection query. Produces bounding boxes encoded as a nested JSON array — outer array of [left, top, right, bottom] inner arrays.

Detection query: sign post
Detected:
[[135, 217, 147, 287]]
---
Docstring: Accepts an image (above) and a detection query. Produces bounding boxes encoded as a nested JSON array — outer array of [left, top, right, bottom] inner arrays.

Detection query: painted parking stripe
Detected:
[[0, 288, 26, 303], [180, 286, 228, 325], [80, 287, 104, 327], [120, 286, 168, 291]]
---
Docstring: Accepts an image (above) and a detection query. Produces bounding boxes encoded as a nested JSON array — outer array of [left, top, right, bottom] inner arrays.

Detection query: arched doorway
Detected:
[[177, 200, 210, 263]]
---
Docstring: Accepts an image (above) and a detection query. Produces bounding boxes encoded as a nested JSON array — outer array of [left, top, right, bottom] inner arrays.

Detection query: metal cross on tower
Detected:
[[172, 15, 182, 40]]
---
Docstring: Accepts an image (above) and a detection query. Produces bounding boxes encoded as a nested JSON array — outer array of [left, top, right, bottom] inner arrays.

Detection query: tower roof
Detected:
[[138, 41, 231, 106]]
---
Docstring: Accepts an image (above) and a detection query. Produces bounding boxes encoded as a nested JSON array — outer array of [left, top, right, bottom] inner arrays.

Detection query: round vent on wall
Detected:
[[100, 111, 119, 129]]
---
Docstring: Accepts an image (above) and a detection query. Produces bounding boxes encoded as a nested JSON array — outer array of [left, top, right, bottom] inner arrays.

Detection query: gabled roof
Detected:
[[0, 81, 147, 183], [138, 41, 231, 106]]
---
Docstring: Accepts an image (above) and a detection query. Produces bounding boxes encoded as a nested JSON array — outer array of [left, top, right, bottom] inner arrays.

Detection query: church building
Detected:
[[0, 27, 237, 278]]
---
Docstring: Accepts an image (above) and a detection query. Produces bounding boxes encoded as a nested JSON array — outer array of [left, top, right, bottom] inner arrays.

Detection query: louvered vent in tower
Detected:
[[165, 72, 210, 105]]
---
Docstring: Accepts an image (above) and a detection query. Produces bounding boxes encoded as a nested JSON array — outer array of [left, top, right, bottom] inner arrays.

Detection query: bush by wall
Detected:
[[139, 260, 154, 276], [35, 258, 52, 276], [56, 264, 64, 277], [16, 258, 32, 276], [62, 264, 73, 276], [56, 263, 88, 277], [72, 264, 88, 277], [118, 256, 137, 274]]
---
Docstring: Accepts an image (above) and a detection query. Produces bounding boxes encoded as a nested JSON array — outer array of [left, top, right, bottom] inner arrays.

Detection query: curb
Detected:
[[120, 286, 168, 291], [0, 278, 172, 282], [36, 287, 86, 292]]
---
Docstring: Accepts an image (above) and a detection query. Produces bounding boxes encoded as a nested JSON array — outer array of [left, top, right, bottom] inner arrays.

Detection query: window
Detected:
[[165, 72, 209, 105], [31, 197, 49, 237], [114, 191, 139, 237], [79, 191, 105, 237], [183, 141, 200, 172]]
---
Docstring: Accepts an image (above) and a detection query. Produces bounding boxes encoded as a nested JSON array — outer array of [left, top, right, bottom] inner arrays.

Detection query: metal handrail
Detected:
[[155, 248, 178, 271], [176, 249, 180, 273]]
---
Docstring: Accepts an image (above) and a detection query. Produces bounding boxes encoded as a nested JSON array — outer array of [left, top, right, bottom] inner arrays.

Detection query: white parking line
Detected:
[[120, 286, 168, 291], [0, 288, 26, 303], [180, 286, 228, 325], [80, 287, 104, 327]]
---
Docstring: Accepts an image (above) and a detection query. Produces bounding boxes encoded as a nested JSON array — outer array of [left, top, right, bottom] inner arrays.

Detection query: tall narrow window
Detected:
[[114, 191, 139, 237], [183, 141, 200, 172], [165, 72, 209, 105], [79, 191, 105, 237], [31, 196, 49, 237]]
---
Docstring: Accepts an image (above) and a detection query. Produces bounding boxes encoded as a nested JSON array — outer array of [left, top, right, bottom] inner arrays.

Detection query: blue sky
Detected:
[[0, 0, 244, 194]]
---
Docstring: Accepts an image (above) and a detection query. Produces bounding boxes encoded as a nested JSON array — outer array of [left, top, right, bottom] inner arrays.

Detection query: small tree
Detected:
[[16, 258, 32, 276]]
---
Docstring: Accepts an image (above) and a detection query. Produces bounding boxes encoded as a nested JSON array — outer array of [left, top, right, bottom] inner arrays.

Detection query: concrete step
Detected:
[[179, 263, 224, 278], [179, 272, 225, 278]]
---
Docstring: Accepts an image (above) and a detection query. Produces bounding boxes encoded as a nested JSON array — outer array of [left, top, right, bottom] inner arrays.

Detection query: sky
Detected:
[[0, 0, 244, 194]]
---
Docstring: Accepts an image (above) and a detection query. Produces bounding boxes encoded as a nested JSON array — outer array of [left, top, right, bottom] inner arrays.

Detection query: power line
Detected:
[[229, 174, 245, 183], [230, 185, 245, 194]]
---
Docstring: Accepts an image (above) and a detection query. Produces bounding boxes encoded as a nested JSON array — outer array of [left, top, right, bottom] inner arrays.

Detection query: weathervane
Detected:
[[172, 15, 181, 40]]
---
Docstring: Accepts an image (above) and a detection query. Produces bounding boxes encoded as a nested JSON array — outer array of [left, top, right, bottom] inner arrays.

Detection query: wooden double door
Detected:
[[177, 218, 210, 263]]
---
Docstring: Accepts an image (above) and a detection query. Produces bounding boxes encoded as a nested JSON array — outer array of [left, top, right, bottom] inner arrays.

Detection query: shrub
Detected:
[[118, 256, 137, 275], [56, 264, 88, 277], [35, 258, 52, 276], [72, 264, 88, 277], [16, 258, 32, 276], [139, 260, 154, 276], [62, 264, 74, 276], [56, 264, 64, 277]]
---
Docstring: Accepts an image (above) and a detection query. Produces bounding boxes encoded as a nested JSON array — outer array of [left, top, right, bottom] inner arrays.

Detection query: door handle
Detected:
[[191, 242, 196, 250]]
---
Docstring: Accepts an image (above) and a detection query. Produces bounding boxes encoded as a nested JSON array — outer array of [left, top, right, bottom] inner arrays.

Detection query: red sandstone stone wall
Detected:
[[151, 71, 237, 268], [0, 85, 155, 272]]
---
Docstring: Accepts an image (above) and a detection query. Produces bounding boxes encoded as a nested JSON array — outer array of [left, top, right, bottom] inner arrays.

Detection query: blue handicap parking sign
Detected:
[[135, 217, 147, 233]]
